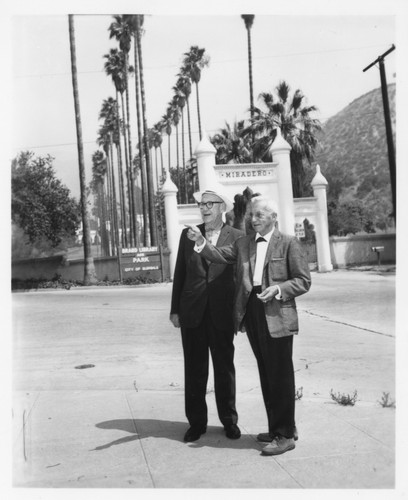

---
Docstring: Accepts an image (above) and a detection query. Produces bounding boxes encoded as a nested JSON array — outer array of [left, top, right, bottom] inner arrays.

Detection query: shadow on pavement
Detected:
[[93, 419, 262, 451]]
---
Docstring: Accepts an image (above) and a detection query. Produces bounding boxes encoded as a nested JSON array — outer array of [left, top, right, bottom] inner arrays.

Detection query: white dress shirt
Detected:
[[253, 229, 274, 285], [204, 227, 222, 246], [195, 227, 282, 299]]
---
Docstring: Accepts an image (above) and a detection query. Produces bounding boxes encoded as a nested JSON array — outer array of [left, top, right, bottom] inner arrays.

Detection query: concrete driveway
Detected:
[[11, 269, 398, 490]]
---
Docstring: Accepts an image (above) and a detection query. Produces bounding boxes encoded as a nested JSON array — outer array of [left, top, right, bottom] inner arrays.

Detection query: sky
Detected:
[[8, 3, 402, 199]]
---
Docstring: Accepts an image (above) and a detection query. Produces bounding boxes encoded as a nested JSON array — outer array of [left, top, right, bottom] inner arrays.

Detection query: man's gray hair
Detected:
[[250, 196, 278, 217]]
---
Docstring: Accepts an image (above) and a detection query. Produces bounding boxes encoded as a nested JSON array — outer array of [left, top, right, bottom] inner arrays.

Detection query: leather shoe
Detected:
[[261, 436, 295, 456], [184, 426, 206, 442], [257, 426, 298, 443], [225, 424, 241, 439]]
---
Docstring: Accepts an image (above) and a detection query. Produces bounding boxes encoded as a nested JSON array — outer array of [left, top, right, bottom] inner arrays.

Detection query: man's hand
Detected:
[[256, 286, 280, 303], [185, 225, 205, 246], [170, 313, 181, 328]]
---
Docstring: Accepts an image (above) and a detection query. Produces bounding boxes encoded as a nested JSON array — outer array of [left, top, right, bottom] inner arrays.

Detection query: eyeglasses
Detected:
[[197, 201, 223, 209]]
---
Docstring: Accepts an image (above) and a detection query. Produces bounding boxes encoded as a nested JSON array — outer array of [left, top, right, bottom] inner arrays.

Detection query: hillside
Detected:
[[312, 83, 396, 230]]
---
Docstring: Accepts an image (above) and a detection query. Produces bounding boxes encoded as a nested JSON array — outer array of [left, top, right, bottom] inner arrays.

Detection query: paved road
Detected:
[[11, 269, 398, 490]]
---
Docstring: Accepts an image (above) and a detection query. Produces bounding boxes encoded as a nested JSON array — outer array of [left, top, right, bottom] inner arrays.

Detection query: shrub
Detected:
[[330, 389, 358, 406]]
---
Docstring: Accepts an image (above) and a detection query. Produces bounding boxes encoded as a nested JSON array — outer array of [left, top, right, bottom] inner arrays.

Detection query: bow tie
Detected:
[[256, 237, 267, 243]]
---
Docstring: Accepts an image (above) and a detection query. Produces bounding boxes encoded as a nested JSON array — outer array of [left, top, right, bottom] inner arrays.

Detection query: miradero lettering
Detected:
[[224, 170, 268, 178]]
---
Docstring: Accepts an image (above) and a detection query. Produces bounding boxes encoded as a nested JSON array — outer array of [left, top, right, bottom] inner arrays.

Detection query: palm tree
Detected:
[[161, 111, 173, 177], [173, 77, 190, 201], [241, 15, 255, 158], [250, 80, 322, 197], [152, 122, 165, 181], [211, 120, 253, 164], [108, 16, 143, 246], [133, 15, 158, 246], [176, 72, 193, 160], [115, 15, 150, 247], [241, 15, 255, 119], [68, 15, 97, 284], [97, 123, 120, 254], [103, 48, 136, 246], [167, 100, 180, 187], [91, 150, 110, 255], [99, 97, 128, 247], [182, 46, 210, 141]]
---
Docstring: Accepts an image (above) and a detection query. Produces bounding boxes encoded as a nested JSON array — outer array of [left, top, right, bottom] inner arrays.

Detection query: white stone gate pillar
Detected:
[[161, 172, 179, 278], [195, 134, 223, 192], [311, 165, 333, 272], [270, 128, 295, 235]]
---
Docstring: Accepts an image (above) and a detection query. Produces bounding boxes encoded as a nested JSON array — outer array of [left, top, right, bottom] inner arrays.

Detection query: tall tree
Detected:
[[108, 16, 142, 246], [161, 112, 173, 179], [91, 150, 110, 256], [168, 99, 181, 198], [152, 122, 165, 181], [210, 120, 252, 164], [173, 77, 190, 202], [182, 46, 210, 141], [103, 48, 136, 246], [99, 97, 128, 247], [241, 15, 255, 118], [97, 123, 120, 254], [68, 15, 97, 284], [241, 14, 255, 158], [250, 80, 322, 197], [133, 14, 158, 246], [119, 14, 150, 246], [176, 72, 193, 160], [12, 152, 80, 248]]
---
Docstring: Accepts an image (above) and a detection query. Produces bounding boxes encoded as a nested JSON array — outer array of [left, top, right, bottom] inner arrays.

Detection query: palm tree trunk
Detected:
[[160, 145, 164, 178], [290, 150, 305, 198], [246, 25, 255, 158], [119, 92, 135, 247], [109, 138, 121, 252], [167, 134, 171, 174], [195, 82, 202, 141], [99, 181, 109, 256], [181, 111, 188, 203], [68, 15, 97, 284], [154, 147, 159, 190], [133, 34, 149, 246], [104, 147, 115, 253], [114, 93, 127, 247], [136, 15, 158, 246], [186, 99, 193, 157], [115, 142, 127, 247], [175, 122, 180, 203], [124, 57, 141, 247]]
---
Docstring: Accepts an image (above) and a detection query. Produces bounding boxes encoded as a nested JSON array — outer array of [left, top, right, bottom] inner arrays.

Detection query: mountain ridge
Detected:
[[311, 83, 396, 230]]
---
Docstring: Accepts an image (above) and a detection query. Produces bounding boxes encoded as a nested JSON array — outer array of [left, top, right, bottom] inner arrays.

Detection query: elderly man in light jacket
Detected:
[[187, 195, 311, 456]]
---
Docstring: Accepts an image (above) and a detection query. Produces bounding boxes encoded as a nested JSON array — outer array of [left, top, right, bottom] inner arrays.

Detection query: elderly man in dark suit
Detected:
[[186, 195, 311, 456], [170, 189, 244, 443]]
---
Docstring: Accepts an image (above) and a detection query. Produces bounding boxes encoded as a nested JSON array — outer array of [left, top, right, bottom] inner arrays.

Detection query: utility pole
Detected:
[[363, 44, 396, 221]]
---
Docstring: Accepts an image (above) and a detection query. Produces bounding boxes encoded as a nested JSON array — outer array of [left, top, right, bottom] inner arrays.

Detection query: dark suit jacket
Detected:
[[200, 229, 311, 338], [170, 223, 245, 330]]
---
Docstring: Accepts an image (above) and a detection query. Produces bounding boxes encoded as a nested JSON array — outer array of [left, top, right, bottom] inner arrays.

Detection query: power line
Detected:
[[14, 43, 391, 79]]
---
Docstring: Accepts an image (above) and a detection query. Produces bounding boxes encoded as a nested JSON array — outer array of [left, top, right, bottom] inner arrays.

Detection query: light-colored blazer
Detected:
[[200, 229, 311, 338]]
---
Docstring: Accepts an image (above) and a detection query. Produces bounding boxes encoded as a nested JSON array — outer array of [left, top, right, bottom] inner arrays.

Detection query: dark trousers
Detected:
[[181, 307, 238, 429], [244, 288, 295, 438]]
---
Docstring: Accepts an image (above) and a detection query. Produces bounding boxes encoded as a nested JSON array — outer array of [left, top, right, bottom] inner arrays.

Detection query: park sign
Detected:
[[120, 246, 164, 281]]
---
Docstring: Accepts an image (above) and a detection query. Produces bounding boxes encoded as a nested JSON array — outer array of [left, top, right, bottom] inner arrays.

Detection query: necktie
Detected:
[[256, 237, 266, 243]]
